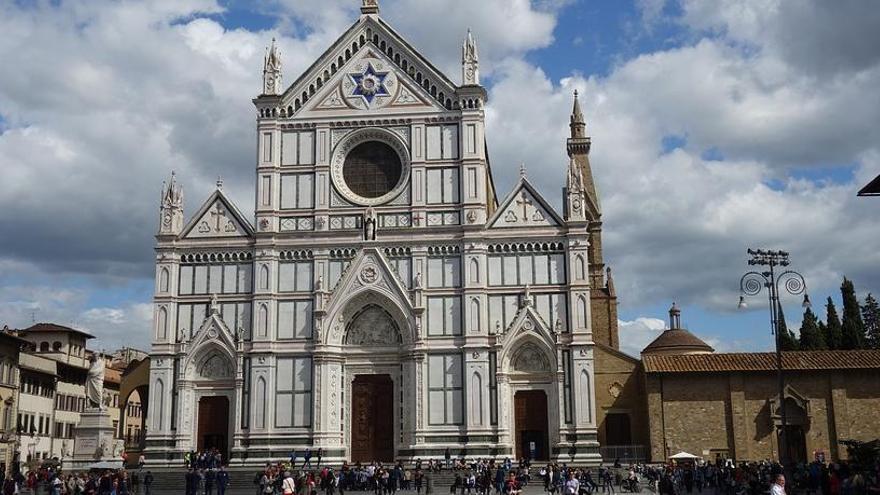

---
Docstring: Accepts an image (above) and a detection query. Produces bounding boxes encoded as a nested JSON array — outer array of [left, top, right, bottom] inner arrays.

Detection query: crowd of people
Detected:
[[0, 466, 155, 495]]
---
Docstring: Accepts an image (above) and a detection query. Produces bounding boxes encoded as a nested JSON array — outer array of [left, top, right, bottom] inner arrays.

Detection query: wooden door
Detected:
[[514, 390, 549, 461], [197, 396, 229, 462], [351, 375, 394, 462]]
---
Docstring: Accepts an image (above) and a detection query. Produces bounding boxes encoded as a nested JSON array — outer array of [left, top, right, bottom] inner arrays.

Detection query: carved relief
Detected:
[[199, 353, 233, 379], [344, 305, 402, 345], [512, 343, 551, 373]]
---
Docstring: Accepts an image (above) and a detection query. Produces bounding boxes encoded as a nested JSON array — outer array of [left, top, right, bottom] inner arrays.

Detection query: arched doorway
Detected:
[[351, 374, 394, 462], [197, 396, 230, 462], [515, 390, 549, 461]]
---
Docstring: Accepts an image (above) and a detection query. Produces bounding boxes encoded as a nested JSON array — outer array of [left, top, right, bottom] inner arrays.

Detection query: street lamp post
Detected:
[[738, 248, 811, 471]]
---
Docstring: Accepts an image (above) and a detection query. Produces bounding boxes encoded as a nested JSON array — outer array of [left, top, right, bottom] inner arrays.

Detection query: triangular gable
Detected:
[[325, 247, 413, 315], [279, 15, 457, 116], [487, 177, 564, 229], [498, 303, 558, 369], [301, 46, 448, 116], [181, 189, 254, 239]]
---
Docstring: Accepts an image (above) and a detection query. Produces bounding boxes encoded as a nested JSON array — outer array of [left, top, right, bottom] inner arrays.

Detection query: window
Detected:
[[275, 357, 312, 428], [426, 125, 459, 160], [328, 260, 351, 289], [426, 168, 459, 204], [280, 174, 315, 209], [488, 253, 567, 286], [428, 354, 463, 425], [277, 300, 313, 339], [387, 257, 412, 289], [426, 296, 461, 336], [343, 141, 402, 199], [179, 263, 252, 295], [278, 261, 313, 292], [426, 256, 461, 288], [281, 131, 315, 166]]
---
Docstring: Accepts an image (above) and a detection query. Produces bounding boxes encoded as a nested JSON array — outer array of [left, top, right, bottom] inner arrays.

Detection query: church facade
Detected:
[[145, 0, 618, 467]]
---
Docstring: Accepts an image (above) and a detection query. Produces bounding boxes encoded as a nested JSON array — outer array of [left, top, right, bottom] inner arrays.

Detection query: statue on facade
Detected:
[[86, 354, 105, 409], [364, 207, 377, 241]]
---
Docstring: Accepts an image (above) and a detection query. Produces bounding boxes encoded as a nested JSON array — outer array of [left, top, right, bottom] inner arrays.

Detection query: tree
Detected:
[[862, 293, 880, 350], [840, 277, 866, 349], [777, 302, 799, 351], [825, 297, 843, 350], [798, 308, 826, 350]]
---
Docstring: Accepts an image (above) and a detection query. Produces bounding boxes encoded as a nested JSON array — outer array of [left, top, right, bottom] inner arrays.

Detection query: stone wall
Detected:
[[594, 346, 647, 448], [644, 368, 880, 463]]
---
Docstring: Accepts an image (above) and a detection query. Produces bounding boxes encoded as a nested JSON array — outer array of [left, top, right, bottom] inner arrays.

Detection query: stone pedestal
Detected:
[[66, 408, 123, 471]]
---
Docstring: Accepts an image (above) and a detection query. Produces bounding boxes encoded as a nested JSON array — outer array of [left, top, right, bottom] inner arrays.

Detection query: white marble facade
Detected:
[[146, 1, 601, 467]]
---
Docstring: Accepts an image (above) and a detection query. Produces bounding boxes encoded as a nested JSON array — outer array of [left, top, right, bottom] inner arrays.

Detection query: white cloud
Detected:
[[618, 317, 666, 356]]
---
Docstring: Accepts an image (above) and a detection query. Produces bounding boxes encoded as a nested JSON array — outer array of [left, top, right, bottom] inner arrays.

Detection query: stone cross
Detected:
[[515, 192, 533, 221]]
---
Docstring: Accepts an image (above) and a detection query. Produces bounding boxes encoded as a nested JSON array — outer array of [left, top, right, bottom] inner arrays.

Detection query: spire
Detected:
[[570, 90, 586, 138], [158, 171, 184, 236], [519, 163, 527, 179], [462, 28, 480, 85], [361, 0, 379, 15], [262, 38, 282, 96]]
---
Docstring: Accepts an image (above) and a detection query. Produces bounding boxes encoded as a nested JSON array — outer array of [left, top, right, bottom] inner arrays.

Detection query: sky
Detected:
[[1, 0, 879, 356]]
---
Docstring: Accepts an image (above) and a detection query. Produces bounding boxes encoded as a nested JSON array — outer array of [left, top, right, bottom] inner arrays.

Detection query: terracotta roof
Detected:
[[641, 328, 714, 354], [643, 350, 880, 373], [21, 323, 95, 339], [104, 367, 122, 385]]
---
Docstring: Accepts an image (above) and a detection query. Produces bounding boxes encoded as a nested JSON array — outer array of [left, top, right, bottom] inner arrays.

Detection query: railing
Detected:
[[600, 445, 649, 463]]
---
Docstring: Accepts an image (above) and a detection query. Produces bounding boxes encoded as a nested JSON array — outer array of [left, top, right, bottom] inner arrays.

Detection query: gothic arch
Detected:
[[153, 378, 164, 430], [471, 372, 483, 426], [469, 258, 480, 283], [576, 295, 588, 328], [257, 303, 269, 337], [575, 255, 585, 281], [156, 306, 168, 340], [159, 267, 170, 292], [500, 322, 557, 376], [343, 304, 402, 345], [254, 376, 267, 429], [579, 369, 593, 423], [326, 288, 413, 346], [259, 264, 270, 290], [469, 297, 481, 333], [510, 342, 552, 373]]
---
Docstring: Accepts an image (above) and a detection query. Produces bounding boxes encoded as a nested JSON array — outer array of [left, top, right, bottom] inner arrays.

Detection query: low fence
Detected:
[[600, 445, 649, 463]]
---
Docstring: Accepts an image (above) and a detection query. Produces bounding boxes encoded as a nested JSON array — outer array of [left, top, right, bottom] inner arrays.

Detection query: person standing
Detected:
[[771, 475, 786, 495], [144, 471, 154, 495], [303, 449, 313, 470], [565, 474, 580, 495], [205, 469, 216, 495], [424, 471, 434, 495], [217, 467, 230, 495], [317, 448, 324, 468], [445, 449, 451, 470]]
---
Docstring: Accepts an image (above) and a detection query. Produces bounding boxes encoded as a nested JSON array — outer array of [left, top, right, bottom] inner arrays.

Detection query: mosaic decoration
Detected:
[[349, 63, 390, 105]]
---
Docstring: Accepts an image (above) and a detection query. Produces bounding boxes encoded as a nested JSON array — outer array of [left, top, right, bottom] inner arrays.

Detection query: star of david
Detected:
[[349, 63, 390, 105]]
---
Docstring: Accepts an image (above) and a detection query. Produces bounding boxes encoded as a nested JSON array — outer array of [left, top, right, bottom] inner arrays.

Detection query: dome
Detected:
[[641, 302, 714, 356], [641, 328, 715, 356]]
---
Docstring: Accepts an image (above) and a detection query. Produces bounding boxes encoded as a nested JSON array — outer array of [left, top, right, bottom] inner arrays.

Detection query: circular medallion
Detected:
[[331, 128, 411, 206], [359, 265, 380, 284]]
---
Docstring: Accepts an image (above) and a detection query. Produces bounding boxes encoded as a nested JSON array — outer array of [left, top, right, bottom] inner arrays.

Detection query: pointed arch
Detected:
[[254, 376, 267, 429], [157, 306, 168, 340], [257, 303, 268, 337], [470, 372, 483, 426], [470, 297, 481, 333], [259, 264, 270, 290], [575, 255, 586, 281], [579, 369, 592, 423], [153, 378, 164, 431], [577, 295, 588, 328], [469, 257, 480, 284], [159, 267, 170, 292]]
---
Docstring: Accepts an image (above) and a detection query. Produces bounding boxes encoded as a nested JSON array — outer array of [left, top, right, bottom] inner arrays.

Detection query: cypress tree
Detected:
[[862, 293, 880, 350], [840, 277, 866, 349], [777, 302, 799, 351], [825, 297, 843, 350], [798, 308, 826, 350]]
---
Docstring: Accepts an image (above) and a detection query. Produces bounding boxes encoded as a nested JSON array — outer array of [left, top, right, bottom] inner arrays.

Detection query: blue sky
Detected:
[[0, 0, 878, 354]]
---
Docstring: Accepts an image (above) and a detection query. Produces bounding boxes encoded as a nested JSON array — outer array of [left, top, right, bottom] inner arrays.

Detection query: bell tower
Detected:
[[566, 91, 618, 349]]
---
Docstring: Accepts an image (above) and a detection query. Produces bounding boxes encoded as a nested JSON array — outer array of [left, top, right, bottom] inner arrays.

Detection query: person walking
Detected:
[[303, 449, 313, 470], [771, 475, 786, 495], [317, 448, 324, 468], [425, 471, 434, 495], [445, 449, 451, 470]]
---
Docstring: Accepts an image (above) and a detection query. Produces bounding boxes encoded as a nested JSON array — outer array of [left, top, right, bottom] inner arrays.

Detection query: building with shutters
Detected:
[[144, 0, 620, 467]]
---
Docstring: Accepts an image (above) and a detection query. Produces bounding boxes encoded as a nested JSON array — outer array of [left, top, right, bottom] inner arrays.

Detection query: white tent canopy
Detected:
[[669, 452, 701, 460]]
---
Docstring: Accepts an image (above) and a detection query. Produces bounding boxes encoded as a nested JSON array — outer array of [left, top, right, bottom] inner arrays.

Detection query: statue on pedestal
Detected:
[[86, 354, 105, 410]]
